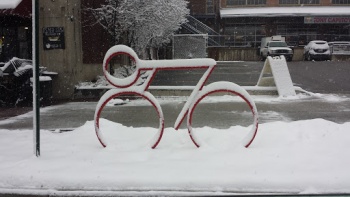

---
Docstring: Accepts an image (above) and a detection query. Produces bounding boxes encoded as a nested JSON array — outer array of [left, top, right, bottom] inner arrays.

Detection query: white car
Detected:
[[304, 40, 331, 61], [260, 36, 294, 61]]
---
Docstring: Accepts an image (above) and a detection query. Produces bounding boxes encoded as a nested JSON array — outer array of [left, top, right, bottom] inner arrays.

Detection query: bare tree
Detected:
[[89, 0, 189, 59]]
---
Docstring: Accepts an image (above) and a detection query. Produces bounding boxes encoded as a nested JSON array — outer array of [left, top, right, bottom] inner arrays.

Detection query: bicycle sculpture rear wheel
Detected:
[[94, 88, 164, 149], [187, 81, 259, 148]]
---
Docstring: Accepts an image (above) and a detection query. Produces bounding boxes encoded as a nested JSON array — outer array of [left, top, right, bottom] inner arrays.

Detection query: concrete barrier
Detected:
[[208, 47, 260, 61], [208, 47, 311, 61], [332, 55, 350, 61]]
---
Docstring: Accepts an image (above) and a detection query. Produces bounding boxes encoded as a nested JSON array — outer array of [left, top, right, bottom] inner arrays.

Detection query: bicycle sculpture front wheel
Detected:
[[94, 88, 164, 149], [187, 81, 259, 148]]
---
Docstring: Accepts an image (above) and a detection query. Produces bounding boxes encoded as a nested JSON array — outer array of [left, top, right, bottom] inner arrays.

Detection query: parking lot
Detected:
[[1, 60, 350, 131], [152, 60, 350, 94]]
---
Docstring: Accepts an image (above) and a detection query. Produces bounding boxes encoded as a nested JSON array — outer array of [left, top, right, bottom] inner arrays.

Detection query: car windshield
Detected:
[[269, 42, 288, 47]]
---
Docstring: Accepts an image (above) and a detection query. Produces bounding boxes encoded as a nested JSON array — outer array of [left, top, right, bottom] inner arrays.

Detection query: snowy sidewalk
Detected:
[[1, 94, 350, 196], [1, 93, 350, 131], [1, 117, 350, 196]]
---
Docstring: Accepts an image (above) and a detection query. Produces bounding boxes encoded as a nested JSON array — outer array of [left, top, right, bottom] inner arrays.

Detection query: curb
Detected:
[[72, 86, 280, 101]]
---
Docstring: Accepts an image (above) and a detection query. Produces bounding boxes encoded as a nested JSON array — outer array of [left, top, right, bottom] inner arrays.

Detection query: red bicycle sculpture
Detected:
[[94, 45, 259, 149]]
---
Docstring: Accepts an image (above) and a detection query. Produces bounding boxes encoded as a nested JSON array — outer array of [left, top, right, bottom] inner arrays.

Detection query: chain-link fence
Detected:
[[173, 34, 208, 59]]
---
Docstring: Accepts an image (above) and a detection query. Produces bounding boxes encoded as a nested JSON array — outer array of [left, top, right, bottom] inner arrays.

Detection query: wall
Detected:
[[208, 47, 305, 61], [188, 0, 206, 15], [81, 0, 112, 64], [208, 47, 260, 61], [39, 0, 102, 100], [332, 55, 350, 61]]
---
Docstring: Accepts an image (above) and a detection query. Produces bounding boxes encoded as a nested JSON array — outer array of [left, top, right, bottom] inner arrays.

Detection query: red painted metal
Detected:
[[95, 45, 259, 149], [187, 89, 258, 148], [95, 91, 164, 149]]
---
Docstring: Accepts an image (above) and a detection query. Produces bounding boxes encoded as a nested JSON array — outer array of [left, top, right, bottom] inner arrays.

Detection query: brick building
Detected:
[[3, 0, 348, 100], [188, 0, 350, 47]]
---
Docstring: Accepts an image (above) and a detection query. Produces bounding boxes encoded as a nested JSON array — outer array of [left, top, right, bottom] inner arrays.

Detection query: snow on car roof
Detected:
[[308, 41, 329, 48], [310, 40, 327, 43]]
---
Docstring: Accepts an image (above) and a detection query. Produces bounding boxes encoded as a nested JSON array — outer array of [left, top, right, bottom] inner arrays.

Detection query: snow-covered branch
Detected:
[[88, 0, 189, 59]]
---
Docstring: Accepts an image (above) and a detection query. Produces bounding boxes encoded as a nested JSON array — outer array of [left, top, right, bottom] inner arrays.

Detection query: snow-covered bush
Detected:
[[76, 64, 146, 88]]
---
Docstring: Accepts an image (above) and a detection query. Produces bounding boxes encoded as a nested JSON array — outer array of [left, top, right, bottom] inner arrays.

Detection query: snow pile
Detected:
[[0, 119, 350, 195], [76, 76, 113, 89], [75, 68, 145, 89], [106, 98, 128, 106]]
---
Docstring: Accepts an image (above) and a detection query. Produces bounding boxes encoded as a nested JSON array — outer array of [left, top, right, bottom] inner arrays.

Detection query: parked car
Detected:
[[260, 35, 293, 61], [303, 40, 331, 61]]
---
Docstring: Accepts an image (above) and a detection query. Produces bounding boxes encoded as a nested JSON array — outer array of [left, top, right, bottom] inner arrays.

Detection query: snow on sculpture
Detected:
[[94, 45, 259, 149]]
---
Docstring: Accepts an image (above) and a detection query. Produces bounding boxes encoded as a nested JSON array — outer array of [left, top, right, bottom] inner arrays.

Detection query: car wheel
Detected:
[[306, 53, 312, 61], [303, 53, 307, 61], [260, 53, 266, 61]]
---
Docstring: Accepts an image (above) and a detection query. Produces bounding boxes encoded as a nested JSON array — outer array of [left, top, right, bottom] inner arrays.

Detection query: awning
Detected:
[[220, 6, 350, 18], [0, 0, 22, 9], [0, 0, 31, 18]]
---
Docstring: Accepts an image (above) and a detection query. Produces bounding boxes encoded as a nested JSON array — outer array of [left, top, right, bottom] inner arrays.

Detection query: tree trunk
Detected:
[[150, 47, 158, 60]]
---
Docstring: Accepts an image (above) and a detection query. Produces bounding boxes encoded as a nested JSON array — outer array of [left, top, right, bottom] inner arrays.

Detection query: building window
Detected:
[[247, 0, 266, 4], [227, 0, 265, 5], [207, 0, 214, 14], [300, 0, 319, 4], [279, 0, 299, 4], [227, 0, 246, 5], [0, 27, 18, 62], [332, 0, 350, 4], [225, 25, 266, 47], [279, 0, 319, 4]]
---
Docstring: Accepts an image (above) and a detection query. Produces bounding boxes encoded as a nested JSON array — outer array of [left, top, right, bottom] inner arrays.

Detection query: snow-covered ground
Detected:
[[1, 95, 350, 196]]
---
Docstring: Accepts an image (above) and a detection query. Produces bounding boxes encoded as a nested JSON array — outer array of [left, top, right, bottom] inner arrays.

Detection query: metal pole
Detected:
[[32, 0, 40, 157]]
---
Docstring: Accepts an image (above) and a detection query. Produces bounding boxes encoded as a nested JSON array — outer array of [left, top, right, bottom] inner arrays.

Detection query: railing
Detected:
[[329, 42, 350, 55], [181, 15, 221, 47], [206, 34, 350, 48], [206, 35, 261, 48], [186, 15, 219, 36], [181, 24, 221, 47]]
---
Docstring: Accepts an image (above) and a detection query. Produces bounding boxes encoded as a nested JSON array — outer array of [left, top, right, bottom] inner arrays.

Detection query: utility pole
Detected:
[[33, 0, 40, 157]]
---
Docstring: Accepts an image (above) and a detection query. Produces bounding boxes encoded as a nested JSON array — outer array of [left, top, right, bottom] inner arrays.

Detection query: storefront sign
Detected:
[[305, 16, 350, 24], [43, 27, 65, 50]]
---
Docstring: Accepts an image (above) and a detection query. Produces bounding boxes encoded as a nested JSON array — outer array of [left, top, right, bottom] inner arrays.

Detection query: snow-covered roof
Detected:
[[0, 0, 31, 18], [220, 6, 350, 18], [0, 0, 22, 9]]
